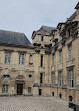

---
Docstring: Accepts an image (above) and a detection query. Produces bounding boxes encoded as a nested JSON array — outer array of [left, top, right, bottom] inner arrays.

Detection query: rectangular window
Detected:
[[60, 36, 62, 41], [41, 36, 43, 41], [69, 70, 74, 88], [68, 44, 72, 60], [40, 55, 43, 67], [52, 73, 55, 87], [5, 52, 11, 64], [2, 85, 8, 93], [59, 50, 62, 64], [19, 53, 24, 65], [53, 54, 55, 66], [40, 73, 43, 84], [59, 71, 63, 87], [68, 29, 72, 37], [28, 87, 31, 93], [29, 54, 33, 65]]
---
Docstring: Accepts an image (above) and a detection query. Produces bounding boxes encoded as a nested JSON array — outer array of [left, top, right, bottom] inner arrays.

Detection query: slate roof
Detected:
[[0, 30, 33, 47], [68, 11, 77, 21], [40, 26, 55, 35]]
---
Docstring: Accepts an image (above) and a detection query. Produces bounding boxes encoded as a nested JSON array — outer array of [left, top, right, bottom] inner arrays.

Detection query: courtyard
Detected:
[[0, 96, 69, 111]]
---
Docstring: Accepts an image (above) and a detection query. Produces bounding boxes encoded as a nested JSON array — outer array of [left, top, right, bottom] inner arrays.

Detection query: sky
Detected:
[[0, 0, 78, 42]]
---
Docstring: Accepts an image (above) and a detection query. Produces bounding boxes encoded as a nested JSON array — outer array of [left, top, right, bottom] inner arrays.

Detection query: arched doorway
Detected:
[[15, 75, 25, 95]]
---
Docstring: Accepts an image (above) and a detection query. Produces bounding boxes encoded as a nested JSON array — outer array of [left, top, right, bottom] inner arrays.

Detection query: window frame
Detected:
[[59, 50, 62, 64], [41, 36, 44, 41], [40, 55, 43, 67], [52, 73, 55, 87], [28, 87, 31, 93], [40, 73, 43, 84], [2, 84, 8, 93], [59, 71, 63, 87], [69, 69, 74, 88], [4, 75, 9, 80], [68, 44, 72, 61], [19, 53, 24, 65], [5, 52, 11, 64], [53, 53, 55, 66]]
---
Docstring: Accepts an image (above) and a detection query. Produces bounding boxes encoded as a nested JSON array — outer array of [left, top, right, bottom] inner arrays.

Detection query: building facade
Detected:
[[0, 2, 79, 102]]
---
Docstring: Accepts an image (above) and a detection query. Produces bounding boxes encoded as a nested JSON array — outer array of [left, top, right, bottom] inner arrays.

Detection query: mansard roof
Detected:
[[40, 26, 55, 35], [0, 30, 33, 48], [68, 11, 77, 21]]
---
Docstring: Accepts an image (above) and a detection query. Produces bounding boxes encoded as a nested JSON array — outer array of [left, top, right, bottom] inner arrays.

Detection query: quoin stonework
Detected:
[[0, 2, 79, 102]]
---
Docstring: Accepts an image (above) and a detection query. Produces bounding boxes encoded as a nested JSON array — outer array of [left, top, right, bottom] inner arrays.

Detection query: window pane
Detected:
[[69, 70, 74, 87], [19, 54, 24, 64], [28, 87, 31, 93], [59, 50, 62, 64], [68, 45, 72, 60], [2, 85, 8, 93], [59, 72, 63, 87], [52, 73, 55, 86], [4, 75, 9, 80], [5, 52, 11, 64], [53, 54, 55, 65]]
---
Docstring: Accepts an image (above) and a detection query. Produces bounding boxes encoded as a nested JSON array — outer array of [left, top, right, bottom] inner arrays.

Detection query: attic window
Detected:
[[67, 29, 72, 37], [41, 36, 43, 41]]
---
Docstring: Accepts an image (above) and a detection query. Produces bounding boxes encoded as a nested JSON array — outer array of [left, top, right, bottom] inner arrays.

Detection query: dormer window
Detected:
[[41, 36, 43, 41], [67, 29, 72, 37]]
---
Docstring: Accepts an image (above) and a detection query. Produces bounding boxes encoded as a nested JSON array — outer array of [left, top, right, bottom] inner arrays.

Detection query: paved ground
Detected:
[[0, 96, 69, 111]]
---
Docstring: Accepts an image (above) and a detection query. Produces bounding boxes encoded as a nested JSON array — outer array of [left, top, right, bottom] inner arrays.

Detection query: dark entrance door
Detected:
[[17, 84, 23, 95], [39, 89, 42, 95]]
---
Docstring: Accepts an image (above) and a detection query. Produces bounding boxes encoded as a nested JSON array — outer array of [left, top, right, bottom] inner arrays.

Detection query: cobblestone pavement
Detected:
[[0, 96, 69, 111]]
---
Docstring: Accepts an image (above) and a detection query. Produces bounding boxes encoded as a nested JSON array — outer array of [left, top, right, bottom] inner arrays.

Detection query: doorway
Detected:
[[39, 89, 42, 95], [17, 84, 23, 95]]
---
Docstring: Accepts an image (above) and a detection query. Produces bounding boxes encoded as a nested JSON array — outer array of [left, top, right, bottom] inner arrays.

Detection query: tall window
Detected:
[[19, 53, 24, 65], [68, 44, 72, 60], [59, 50, 62, 64], [69, 70, 74, 88], [40, 73, 43, 84], [59, 71, 63, 87], [53, 54, 55, 66], [2, 85, 8, 93], [5, 52, 11, 64], [41, 36, 44, 41], [29, 54, 33, 65], [52, 73, 55, 87], [40, 55, 43, 67]]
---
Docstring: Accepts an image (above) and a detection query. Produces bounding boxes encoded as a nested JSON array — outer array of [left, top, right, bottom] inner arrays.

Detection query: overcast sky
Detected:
[[0, 0, 78, 42]]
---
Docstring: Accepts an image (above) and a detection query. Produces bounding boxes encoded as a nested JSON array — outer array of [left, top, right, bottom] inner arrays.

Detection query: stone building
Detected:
[[0, 2, 79, 102]]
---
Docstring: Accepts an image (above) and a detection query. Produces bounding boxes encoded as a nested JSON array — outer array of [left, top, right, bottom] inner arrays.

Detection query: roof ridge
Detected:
[[0, 29, 24, 35], [41, 25, 55, 28]]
